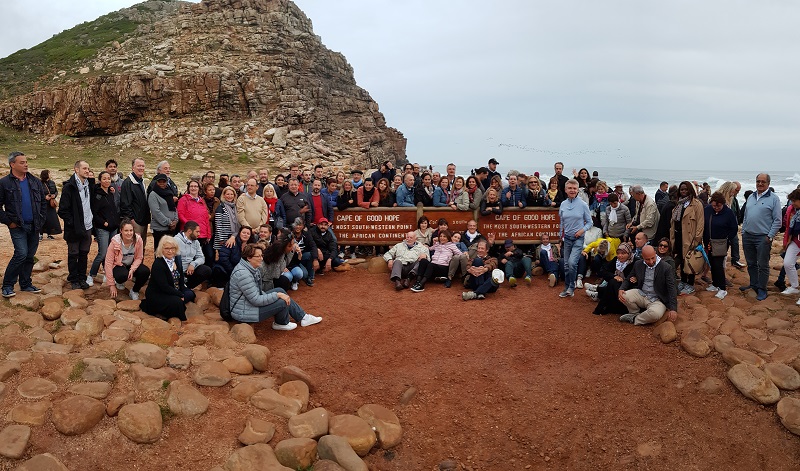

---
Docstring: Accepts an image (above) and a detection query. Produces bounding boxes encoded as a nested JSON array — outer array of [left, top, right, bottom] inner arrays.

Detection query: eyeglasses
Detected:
[[658, 244, 669, 248]]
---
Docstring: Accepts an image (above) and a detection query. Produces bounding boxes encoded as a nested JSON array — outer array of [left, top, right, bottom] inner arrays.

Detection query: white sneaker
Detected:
[[706, 285, 719, 292], [300, 314, 322, 327], [715, 289, 727, 300], [588, 291, 599, 301], [796, 297, 800, 306], [291, 282, 299, 291], [129, 290, 139, 301], [86, 275, 94, 287], [585, 268, 592, 278], [116, 282, 125, 290], [272, 321, 298, 331], [781, 287, 800, 296], [576, 278, 584, 289], [584, 283, 598, 291]]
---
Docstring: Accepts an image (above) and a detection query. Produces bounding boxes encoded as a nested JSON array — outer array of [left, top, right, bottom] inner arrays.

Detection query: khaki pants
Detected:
[[622, 289, 666, 325], [132, 221, 148, 253], [448, 253, 469, 280]]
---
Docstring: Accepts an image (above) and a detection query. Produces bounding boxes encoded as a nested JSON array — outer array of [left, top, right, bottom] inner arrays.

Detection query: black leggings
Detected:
[[112, 264, 151, 292]]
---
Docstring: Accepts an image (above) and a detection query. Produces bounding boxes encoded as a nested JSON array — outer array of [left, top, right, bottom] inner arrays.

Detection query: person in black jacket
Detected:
[[618, 245, 678, 325], [139, 236, 195, 321], [0, 152, 47, 298], [120, 158, 150, 252], [703, 192, 739, 299], [310, 218, 345, 274], [414, 173, 435, 207], [88, 171, 120, 285], [587, 242, 635, 315], [287, 217, 318, 287], [39, 170, 62, 240], [58, 160, 95, 289]]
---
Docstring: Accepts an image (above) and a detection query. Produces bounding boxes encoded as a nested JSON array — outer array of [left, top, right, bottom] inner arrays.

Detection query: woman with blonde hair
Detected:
[[139, 236, 195, 321]]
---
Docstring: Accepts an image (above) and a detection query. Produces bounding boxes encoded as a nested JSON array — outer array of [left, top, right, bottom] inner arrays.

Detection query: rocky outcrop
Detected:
[[0, 0, 406, 170]]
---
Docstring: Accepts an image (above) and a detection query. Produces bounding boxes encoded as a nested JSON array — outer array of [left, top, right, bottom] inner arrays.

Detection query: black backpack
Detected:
[[219, 281, 235, 321]]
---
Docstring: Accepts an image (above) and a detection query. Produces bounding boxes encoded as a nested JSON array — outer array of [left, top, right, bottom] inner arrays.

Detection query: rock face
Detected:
[[0, 0, 406, 170]]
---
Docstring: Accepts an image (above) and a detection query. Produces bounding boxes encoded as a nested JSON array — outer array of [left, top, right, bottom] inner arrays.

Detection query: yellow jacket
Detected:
[[582, 237, 620, 261]]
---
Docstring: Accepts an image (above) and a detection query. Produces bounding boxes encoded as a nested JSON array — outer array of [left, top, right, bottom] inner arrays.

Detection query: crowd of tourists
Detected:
[[0, 151, 790, 330]]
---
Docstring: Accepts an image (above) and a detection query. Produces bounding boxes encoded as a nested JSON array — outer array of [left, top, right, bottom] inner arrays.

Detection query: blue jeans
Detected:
[[562, 235, 584, 290], [466, 258, 499, 296], [90, 228, 117, 277], [257, 288, 306, 324], [742, 232, 771, 290], [300, 251, 315, 281], [504, 257, 532, 279], [282, 266, 305, 284], [730, 232, 741, 264], [539, 250, 560, 276], [4, 223, 39, 290]]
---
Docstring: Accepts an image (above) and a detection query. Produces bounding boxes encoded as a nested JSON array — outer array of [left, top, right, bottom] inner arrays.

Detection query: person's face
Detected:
[[432, 173, 441, 185], [487, 189, 498, 202], [263, 186, 275, 199], [205, 185, 215, 198], [337, 172, 345, 184], [186, 227, 199, 240], [393, 175, 402, 187], [276, 176, 285, 186], [100, 173, 111, 189], [413, 164, 420, 174], [438, 223, 448, 232], [489, 162, 497, 171], [240, 228, 252, 241], [643, 249, 657, 267], [476, 243, 488, 258], [314, 167, 324, 179], [162, 244, 177, 259], [290, 167, 300, 178], [76, 162, 90, 179], [439, 233, 449, 244], [405, 232, 417, 245], [491, 179, 501, 190], [615, 186, 623, 193], [318, 221, 329, 232], [792, 199, 800, 210], [159, 163, 171, 175], [404, 174, 414, 187], [541, 235, 550, 245], [454, 178, 464, 190], [259, 227, 271, 240], [352, 173, 362, 182], [106, 163, 117, 175], [679, 184, 689, 197], [249, 249, 263, 269], [312, 180, 322, 194], [223, 189, 236, 202], [756, 174, 769, 193], [293, 223, 304, 235], [419, 220, 428, 230], [451, 233, 461, 243], [231, 176, 241, 187], [635, 233, 647, 248], [554, 164, 563, 175], [246, 179, 258, 195], [157, 179, 167, 189], [247, 171, 257, 182], [660, 183, 668, 191], [467, 179, 476, 189], [446, 165, 456, 176], [579, 169, 588, 180], [288, 180, 299, 193], [439, 178, 449, 189], [710, 201, 723, 212], [364, 180, 374, 191], [327, 182, 338, 193], [378, 180, 387, 191], [565, 183, 578, 199], [302, 170, 312, 182], [467, 221, 477, 232], [343, 182, 352, 192], [423, 174, 431, 186], [610, 200, 619, 208], [508, 175, 517, 188], [120, 224, 134, 240], [185, 182, 197, 196], [617, 250, 629, 262], [657, 241, 670, 253], [259, 170, 269, 183], [404, 165, 413, 174], [528, 180, 539, 191], [132, 159, 145, 177]]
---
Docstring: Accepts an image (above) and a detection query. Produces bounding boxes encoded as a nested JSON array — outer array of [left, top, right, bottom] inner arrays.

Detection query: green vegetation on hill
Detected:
[[0, 13, 140, 100]]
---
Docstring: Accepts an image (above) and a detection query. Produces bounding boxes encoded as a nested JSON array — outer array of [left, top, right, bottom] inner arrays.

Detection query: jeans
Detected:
[[742, 232, 771, 291], [300, 251, 315, 281], [504, 257, 532, 279], [112, 264, 151, 293], [539, 250, 560, 276], [562, 235, 584, 290], [201, 239, 215, 269], [709, 255, 726, 290], [465, 258, 499, 296], [90, 228, 117, 277], [4, 222, 39, 290], [282, 267, 304, 284], [730, 232, 741, 264], [257, 288, 306, 324], [67, 228, 92, 283], [186, 264, 213, 289]]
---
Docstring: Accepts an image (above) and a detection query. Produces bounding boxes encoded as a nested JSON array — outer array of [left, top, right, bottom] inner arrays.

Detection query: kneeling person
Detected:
[[617, 245, 678, 325], [175, 220, 213, 289]]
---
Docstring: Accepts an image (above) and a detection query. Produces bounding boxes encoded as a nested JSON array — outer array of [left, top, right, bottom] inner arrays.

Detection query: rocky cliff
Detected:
[[0, 0, 406, 170]]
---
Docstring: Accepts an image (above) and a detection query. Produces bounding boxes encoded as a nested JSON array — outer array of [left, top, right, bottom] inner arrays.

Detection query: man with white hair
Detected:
[[627, 185, 659, 243], [383, 232, 429, 290], [740, 173, 782, 301], [558, 178, 593, 297]]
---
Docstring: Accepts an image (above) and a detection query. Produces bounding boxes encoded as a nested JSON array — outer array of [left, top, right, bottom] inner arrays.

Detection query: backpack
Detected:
[[219, 281, 244, 322]]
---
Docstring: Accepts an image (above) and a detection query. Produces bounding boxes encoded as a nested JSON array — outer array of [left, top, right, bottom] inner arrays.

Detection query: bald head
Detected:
[[642, 245, 657, 267]]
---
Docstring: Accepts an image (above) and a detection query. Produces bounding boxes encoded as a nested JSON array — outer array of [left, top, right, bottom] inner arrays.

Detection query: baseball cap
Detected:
[[504, 239, 514, 247], [318, 218, 330, 224], [488, 158, 499, 165]]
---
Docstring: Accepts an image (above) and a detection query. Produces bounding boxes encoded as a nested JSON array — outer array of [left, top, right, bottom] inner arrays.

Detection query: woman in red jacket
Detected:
[[178, 180, 213, 264]]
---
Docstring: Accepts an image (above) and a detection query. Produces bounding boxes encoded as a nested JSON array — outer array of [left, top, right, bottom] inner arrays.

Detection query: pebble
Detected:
[[274, 437, 318, 470], [240, 344, 271, 371], [51, 395, 105, 435], [117, 401, 163, 443], [777, 397, 800, 436], [238, 416, 276, 445], [317, 435, 368, 471], [17, 377, 58, 399], [279, 380, 309, 411], [399, 386, 418, 405], [328, 414, 377, 457], [194, 361, 231, 387], [0, 424, 31, 458], [166, 380, 209, 416], [288, 407, 330, 439], [726, 363, 780, 405], [697, 377, 724, 394]]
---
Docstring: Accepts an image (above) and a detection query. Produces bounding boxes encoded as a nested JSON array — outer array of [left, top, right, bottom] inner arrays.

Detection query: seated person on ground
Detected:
[[175, 221, 213, 289], [140, 236, 196, 321], [501, 239, 532, 287], [258, 228, 296, 292], [536, 233, 562, 288], [414, 216, 434, 247], [411, 230, 463, 292], [105, 218, 150, 300], [213, 225, 252, 287], [617, 245, 678, 325], [586, 241, 634, 315], [310, 218, 345, 274], [462, 236, 500, 301], [383, 231, 430, 290]]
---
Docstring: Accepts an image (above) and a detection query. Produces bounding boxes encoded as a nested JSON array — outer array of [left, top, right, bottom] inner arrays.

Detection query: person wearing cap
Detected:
[[487, 158, 501, 183], [613, 182, 627, 203], [500, 239, 532, 287], [384, 231, 430, 290], [350, 169, 365, 189], [0, 152, 47, 298], [462, 236, 500, 300], [310, 218, 345, 274], [147, 172, 179, 255]]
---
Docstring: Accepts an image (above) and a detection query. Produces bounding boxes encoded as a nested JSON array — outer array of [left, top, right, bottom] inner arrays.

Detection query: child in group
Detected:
[[451, 232, 469, 253]]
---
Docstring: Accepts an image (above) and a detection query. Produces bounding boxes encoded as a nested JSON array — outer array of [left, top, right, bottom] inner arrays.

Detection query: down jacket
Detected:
[[229, 258, 281, 323]]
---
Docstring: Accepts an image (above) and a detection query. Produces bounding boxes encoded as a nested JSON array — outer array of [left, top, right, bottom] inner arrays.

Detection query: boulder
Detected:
[[652, 321, 677, 343], [230, 324, 257, 343], [712, 335, 735, 353], [224, 444, 293, 471], [231, 377, 275, 402], [250, 389, 302, 418], [726, 363, 780, 405], [721, 347, 766, 368], [75, 314, 105, 337], [288, 407, 329, 439], [51, 395, 105, 435], [366, 257, 389, 274], [10, 292, 41, 311], [0, 360, 21, 381], [357, 404, 402, 449], [14, 453, 69, 471], [680, 330, 711, 358], [223, 356, 254, 375], [317, 435, 368, 471], [777, 397, 800, 436], [763, 363, 800, 390], [53, 329, 89, 348], [278, 365, 315, 391], [274, 438, 317, 470], [211, 331, 238, 349], [117, 401, 163, 443], [82, 358, 117, 382], [17, 377, 58, 399], [129, 364, 178, 392], [166, 380, 209, 416], [279, 380, 309, 411], [116, 300, 141, 311], [328, 414, 377, 456], [7, 401, 51, 426], [238, 416, 276, 445], [41, 301, 64, 321], [68, 382, 113, 399], [61, 308, 86, 325], [125, 343, 167, 368], [194, 361, 231, 387], [241, 344, 271, 371], [0, 424, 31, 458]]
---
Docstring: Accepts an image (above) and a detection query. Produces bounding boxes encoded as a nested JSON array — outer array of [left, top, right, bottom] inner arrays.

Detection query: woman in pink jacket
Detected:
[[105, 218, 150, 300], [410, 230, 463, 291], [177, 180, 212, 239]]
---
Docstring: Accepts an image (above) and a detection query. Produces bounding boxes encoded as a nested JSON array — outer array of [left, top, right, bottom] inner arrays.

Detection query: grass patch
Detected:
[[161, 380, 171, 390], [158, 402, 175, 422], [105, 348, 127, 363], [51, 319, 63, 332], [69, 360, 87, 381]]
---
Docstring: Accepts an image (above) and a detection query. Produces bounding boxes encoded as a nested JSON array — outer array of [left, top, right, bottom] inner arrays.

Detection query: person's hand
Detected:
[[666, 310, 677, 322], [371, 201, 378, 207], [127, 270, 134, 281], [387, 260, 394, 270], [318, 249, 323, 261], [575, 229, 584, 238], [418, 253, 427, 260], [8, 222, 17, 229], [766, 236, 772, 244], [299, 206, 309, 214], [518, 202, 523, 208], [277, 292, 291, 305], [614, 275, 623, 282], [618, 290, 627, 304], [173, 196, 179, 203], [324, 260, 332, 272], [582, 252, 589, 259], [312, 259, 320, 270], [505, 191, 511, 200], [487, 233, 496, 245], [109, 285, 117, 298], [225, 236, 236, 248], [187, 265, 195, 276]]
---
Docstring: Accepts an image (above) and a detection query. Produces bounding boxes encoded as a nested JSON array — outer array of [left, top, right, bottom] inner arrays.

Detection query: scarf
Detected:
[[264, 196, 278, 214], [467, 186, 478, 203], [148, 175, 177, 211], [608, 205, 618, 224], [424, 185, 434, 198], [547, 188, 558, 201], [541, 243, 554, 261], [449, 188, 463, 204], [615, 259, 630, 277], [672, 196, 691, 223], [362, 186, 376, 202], [221, 201, 239, 233]]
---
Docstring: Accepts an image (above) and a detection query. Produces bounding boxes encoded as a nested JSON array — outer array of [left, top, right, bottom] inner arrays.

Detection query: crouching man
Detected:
[[384, 232, 429, 290], [617, 245, 678, 325]]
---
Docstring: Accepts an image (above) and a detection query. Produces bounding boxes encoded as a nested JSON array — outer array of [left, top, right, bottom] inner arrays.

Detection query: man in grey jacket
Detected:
[[383, 232, 430, 290], [602, 193, 631, 241], [175, 221, 212, 289], [627, 185, 659, 243], [618, 245, 678, 325], [740, 173, 782, 301]]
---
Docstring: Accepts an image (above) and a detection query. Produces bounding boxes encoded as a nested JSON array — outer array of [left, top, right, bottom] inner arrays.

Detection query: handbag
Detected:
[[46, 184, 58, 209], [683, 248, 706, 275], [708, 211, 729, 257]]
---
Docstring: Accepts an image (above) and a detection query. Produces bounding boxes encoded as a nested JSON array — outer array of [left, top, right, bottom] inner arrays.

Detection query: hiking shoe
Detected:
[[116, 282, 125, 290], [756, 289, 768, 301], [739, 285, 754, 292], [548, 273, 556, 287], [71, 282, 82, 290], [291, 282, 299, 291], [79, 281, 90, 289], [444, 279, 451, 288], [462, 291, 477, 301], [588, 291, 599, 301], [129, 290, 140, 301], [394, 279, 403, 291], [619, 314, 637, 324], [576, 278, 584, 289], [2, 287, 15, 298], [734, 261, 746, 269], [509, 277, 517, 288], [558, 289, 574, 298], [410, 283, 425, 293], [476, 294, 485, 300], [677, 281, 687, 291], [21, 285, 42, 294], [774, 280, 786, 291], [525, 276, 531, 285], [715, 289, 728, 300], [305, 278, 314, 287], [300, 314, 322, 327], [86, 275, 94, 287], [272, 321, 298, 331], [781, 287, 800, 296], [584, 282, 598, 291], [705, 285, 719, 292], [680, 286, 696, 295]]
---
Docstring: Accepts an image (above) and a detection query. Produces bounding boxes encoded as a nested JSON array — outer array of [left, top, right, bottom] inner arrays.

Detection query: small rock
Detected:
[[712, 335, 735, 353], [65, 296, 89, 309], [357, 404, 402, 448], [118, 401, 162, 443], [250, 388, 302, 418], [17, 377, 58, 399], [14, 453, 69, 471], [652, 321, 677, 343], [51, 395, 105, 435], [68, 382, 113, 399], [230, 324, 257, 343], [238, 416, 276, 445], [125, 343, 167, 368], [274, 437, 317, 470], [224, 443, 290, 471], [328, 414, 377, 456], [53, 329, 89, 347], [176, 331, 207, 347], [777, 397, 800, 436], [41, 301, 64, 321], [167, 347, 192, 370], [106, 392, 135, 416], [314, 460, 347, 471], [116, 300, 141, 311], [129, 364, 178, 392], [279, 380, 309, 411], [7, 401, 51, 426], [763, 363, 800, 390], [10, 292, 41, 310], [211, 331, 238, 349], [166, 380, 209, 416], [288, 407, 329, 439], [726, 363, 780, 404], [231, 377, 274, 402], [0, 424, 31, 458], [278, 365, 315, 391], [722, 347, 766, 367], [0, 360, 22, 381], [439, 459, 458, 471], [241, 344, 271, 371], [697, 377, 724, 394], [32, 341, 72, 354], [317, 435, 368, 471], [194, 361, 231, 387], [61, 308, 86, 325], [139, 327, 178, 346], [101, 328, 130, 342], [680, 330, 711, 357], [399, 386, 417, 405], [82, 358, 117, 382], [223, 356, 254, 375]]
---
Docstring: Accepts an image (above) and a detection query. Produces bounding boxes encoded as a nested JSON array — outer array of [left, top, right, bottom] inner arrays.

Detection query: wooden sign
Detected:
[[333, 208, 418, 244], [477, 208, 560, 242]]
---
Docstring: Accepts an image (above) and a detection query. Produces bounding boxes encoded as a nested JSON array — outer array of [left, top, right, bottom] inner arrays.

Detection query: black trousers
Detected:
[[67, 228, 92, 283]]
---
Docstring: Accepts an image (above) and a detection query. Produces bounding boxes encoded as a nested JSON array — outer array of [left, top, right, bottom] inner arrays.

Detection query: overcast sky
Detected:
[[1, 0, 798, 172]]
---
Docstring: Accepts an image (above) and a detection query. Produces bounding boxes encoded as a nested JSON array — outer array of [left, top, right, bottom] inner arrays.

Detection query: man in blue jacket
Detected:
[[0, 152, 47, 298], [740, 173, 782, 301]]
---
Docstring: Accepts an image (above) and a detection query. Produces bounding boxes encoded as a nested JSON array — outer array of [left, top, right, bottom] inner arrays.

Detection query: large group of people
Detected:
[[0, 150, 790, 332]]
